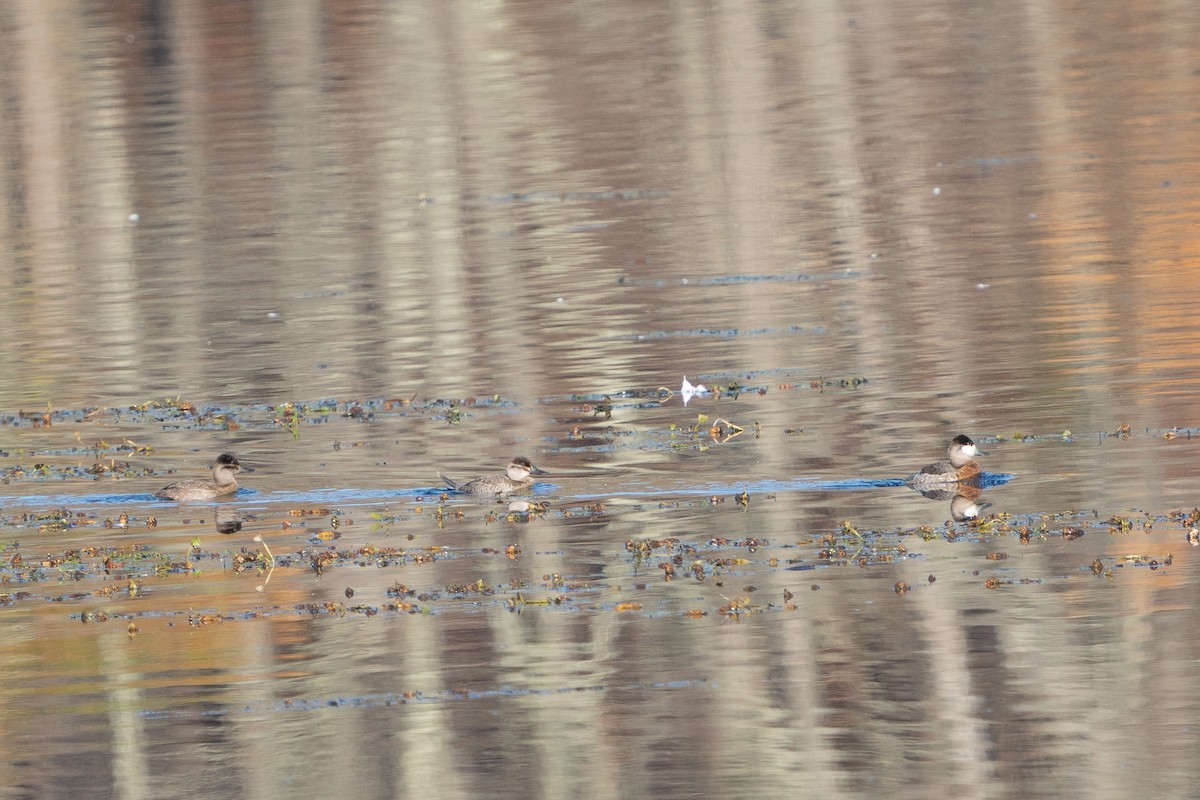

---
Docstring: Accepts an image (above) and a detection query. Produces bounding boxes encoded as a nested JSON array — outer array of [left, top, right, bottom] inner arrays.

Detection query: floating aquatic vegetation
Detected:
[[274, 402, 304, 440], [626, 537, 683, 559], [119, 397, 242, 430], [717, 595, 758, 620], [587, 396, 613, 419], [709, 419, 745, 444], [1105, 515, 1135, 532], [1120, 553, 1173, 569], [0, 404, 55, 428], [5, 383, 1200, 635], [0, 459, 152, 484], [772, 377, 870, 391]]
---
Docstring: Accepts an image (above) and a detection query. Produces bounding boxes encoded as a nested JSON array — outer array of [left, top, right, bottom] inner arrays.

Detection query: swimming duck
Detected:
[[439, 456, 547, 496], [907, 435, 987, 490], [153, 453, 241, 501]]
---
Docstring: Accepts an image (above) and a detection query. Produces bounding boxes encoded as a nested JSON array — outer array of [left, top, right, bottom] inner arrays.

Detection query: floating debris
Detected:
[[679, 376, 707, 406]]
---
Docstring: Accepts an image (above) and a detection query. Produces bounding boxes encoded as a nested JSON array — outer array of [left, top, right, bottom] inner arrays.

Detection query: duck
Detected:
[[907, 435, 987, 490], [153, 453, 242, 501], [439, 456, 547, 496]]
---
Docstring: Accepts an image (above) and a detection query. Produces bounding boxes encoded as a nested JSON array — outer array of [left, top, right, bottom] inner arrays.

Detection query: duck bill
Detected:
[[529, 465, 548, 476]]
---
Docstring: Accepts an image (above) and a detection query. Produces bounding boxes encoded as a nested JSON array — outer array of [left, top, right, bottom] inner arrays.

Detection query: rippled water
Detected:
[[3, 2, 1200, 798]]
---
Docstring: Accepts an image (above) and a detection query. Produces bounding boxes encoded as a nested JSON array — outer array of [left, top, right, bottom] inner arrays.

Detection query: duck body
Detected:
[[440, 456, 547, 496], [906, 435, 986, 490], [154, 454, 241, 501]]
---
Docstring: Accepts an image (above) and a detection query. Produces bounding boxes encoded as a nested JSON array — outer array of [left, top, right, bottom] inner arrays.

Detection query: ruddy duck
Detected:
[[907, 435, 987, 489], [439, 456, 547, 496], [153, 453, 241, 501]]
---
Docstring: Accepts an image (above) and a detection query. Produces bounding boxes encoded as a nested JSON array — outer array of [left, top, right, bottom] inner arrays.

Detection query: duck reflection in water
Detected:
[[215, 507, 243, 534], [505, 499, 550, 522], [912, 484, 991, 521]]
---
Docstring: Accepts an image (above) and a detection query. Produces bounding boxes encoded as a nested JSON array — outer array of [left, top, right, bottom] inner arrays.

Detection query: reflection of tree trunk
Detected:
[[14, 0, 68, 235]]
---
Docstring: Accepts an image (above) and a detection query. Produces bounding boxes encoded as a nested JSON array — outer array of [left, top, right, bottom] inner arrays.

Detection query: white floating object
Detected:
[[681, 376, 708, 406]]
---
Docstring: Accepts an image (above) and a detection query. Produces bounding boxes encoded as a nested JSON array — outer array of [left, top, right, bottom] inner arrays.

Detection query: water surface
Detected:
[[3, 2, 1200, 799]]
